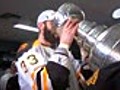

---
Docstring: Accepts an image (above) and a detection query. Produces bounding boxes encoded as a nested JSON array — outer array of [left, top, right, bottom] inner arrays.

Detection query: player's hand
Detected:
[[60, 19, 79, 48]]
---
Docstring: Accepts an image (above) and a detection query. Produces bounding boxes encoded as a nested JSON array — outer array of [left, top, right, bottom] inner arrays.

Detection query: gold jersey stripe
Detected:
[[86, 69, 100, 86]]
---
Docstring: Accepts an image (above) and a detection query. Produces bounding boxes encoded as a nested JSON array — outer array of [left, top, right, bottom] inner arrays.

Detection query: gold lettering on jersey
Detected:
[[86, 69, 100, 86], [27, 54, 38, 65]]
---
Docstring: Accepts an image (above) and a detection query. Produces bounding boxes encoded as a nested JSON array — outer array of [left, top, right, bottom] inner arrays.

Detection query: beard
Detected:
[[44, 27, 59, 48]]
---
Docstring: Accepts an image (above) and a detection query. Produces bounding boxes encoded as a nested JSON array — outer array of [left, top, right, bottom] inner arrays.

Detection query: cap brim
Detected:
[[54, 11, 68, 26]]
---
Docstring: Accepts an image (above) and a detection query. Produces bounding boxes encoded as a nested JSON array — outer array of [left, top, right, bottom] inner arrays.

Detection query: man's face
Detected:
[[44, 20, 59, 45], [45, 21, 57, 34]]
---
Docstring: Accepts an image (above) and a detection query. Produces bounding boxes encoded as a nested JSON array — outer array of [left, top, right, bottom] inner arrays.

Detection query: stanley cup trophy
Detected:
[[56, 2, 120, 71]]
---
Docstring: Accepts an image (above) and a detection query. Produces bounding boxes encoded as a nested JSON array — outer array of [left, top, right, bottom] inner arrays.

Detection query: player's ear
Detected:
[[37, 22, 45, 31]]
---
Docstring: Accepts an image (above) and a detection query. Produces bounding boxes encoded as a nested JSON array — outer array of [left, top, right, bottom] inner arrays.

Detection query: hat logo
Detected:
[[46, 15, 49, 19]]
